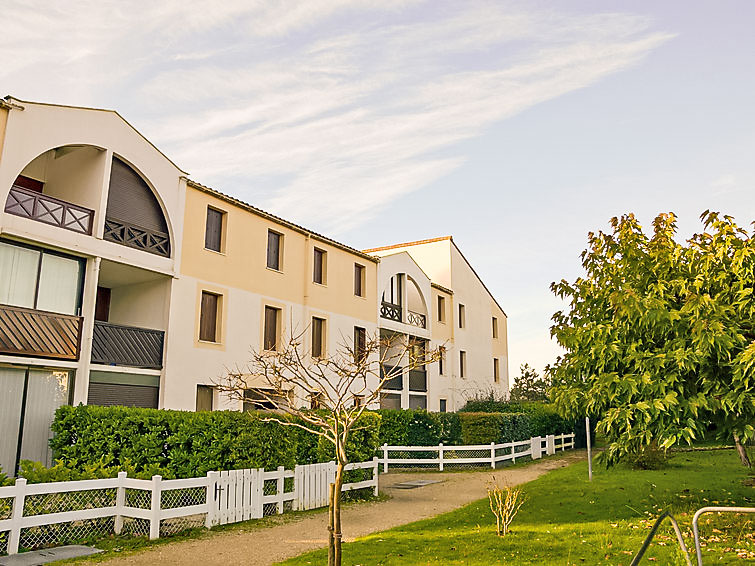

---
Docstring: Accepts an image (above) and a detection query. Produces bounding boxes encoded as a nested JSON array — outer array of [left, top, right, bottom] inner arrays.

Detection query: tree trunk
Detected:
[[333, 462, 345, 566], [328, 483, 335, 566], [734, 434, 752, 468]]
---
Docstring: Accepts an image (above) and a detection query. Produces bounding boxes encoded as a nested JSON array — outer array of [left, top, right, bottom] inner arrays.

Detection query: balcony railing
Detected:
[[0, 304, 82, 360], [91, 321, 165, 369], [104, 217, 170, 258], [380, 364, 403, 390], [4, 185, 94, 235], [408, 369, 427, 392], [380, 301, 402, 322], [407, 310, 427, 329]]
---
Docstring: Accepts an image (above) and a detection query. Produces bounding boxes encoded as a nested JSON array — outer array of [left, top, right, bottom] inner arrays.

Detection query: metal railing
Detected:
[[380, 301, 402, 322], [4, 185, 94, 235], [103, 217, 171, 257], [0, 304, 82, 360], [407, 310, 427, 328], [91, 321, 165, 369]]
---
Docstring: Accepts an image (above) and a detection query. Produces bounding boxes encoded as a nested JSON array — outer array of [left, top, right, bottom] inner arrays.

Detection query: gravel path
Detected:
[[73, 452, 584, 566]]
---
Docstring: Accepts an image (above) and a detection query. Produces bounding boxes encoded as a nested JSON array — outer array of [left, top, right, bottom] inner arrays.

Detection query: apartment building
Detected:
[[0, 97, 506, 474]]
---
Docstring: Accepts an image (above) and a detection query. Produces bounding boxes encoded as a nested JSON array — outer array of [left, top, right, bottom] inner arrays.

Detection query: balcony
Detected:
[[103, 218, 170, 258], [407, 310, 426, 329], [91, 321, 165, 369], [4, 185, 94, 235], [380, 301, 402, 322], [408, 369, 427, 392], [0, 304, 82, 360]]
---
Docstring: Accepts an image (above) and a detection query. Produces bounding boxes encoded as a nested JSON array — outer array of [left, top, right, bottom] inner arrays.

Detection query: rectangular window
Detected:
[[313, 248, 326, 284], [380, 392, 401, 410], [196, 385, 214, 411], [0, 240, 84, 315], [439, 346, 446, 375], [354, 326, 366, 363], [354, 263, 365, 297], [460, 350, 467, 378], [264, 306, 280, 351], [492, 316, 498, 338], [458, 304, 466, 328], [312, 316, 325, 357], [243, 388, 278, 411], [199, 291, 220, 342], [204, 207, 225, 252], [493, 358, 500, 383], [409, 395, 427, 410], [439, 399, 447, 413], [437, 296, 445, 322], [267, 230, 282, 270]]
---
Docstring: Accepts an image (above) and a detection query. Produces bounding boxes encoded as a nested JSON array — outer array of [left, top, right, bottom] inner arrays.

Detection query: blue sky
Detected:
[[2, 1, 753, 381]]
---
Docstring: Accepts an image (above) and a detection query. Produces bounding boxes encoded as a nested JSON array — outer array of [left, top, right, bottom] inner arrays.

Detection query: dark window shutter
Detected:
[[95, 287, 111, 322], [267, 231, 280, 270], [107, 157, 169, 234], [199, 292, 218, 342], [13, 175, 44, 192], [312, 317, 324, 357], [354, 326, 366, 362], [264, 306, 278, 350], [313, 249, 324, 284], [354, 264, 364, 296], [88, 382, 158, 408], [205, 208, 223, 251], [196, 385, 214, 411]]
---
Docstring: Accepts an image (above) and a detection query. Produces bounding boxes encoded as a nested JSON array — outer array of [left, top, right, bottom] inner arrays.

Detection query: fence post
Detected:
[[511, 442, 516, 464], [372, 457, 379, 497], [547, 435, 556, 456], [8, 478, 26, 555], [205, 471, 218, 528], [490, 442, 496, 469], [114, 471, 127, 535], [438, 443, 444, 472], [276, 466, 285, 514], [531, 436, 542, 460], [149, 475, 162, 540], [382, 443, 388, 473]]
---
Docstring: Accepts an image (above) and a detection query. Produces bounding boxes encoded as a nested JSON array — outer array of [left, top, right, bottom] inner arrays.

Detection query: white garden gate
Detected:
[[294, 462, 336, 511]]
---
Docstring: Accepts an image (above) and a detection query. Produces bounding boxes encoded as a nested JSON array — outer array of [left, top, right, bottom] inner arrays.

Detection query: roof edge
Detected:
[[449, 239, 507, 317], [431, 282, 454, 295], [363, 235, 452, 254]]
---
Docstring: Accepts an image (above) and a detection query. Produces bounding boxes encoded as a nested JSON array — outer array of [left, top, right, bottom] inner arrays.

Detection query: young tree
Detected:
[[215, 330, 440, 566], [549, 211, 754, 467], [509, 363, 550, 402]]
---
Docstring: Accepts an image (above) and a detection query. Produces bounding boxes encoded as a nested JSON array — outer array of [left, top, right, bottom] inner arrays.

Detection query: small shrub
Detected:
[[486, 477, 525, 536]]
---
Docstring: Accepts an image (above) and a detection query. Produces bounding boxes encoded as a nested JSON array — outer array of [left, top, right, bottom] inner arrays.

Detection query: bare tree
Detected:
[[214, 329, 440, 566]]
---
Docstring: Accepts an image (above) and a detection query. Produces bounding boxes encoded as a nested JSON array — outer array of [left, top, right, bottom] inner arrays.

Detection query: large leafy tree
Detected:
[[548, 211, 754, 466]]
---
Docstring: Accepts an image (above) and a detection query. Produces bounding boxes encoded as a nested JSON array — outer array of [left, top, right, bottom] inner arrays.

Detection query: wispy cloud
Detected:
[[0, 1, 674, 234]]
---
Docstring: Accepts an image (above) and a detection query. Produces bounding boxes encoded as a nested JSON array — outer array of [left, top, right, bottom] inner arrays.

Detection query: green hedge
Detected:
[[48, 405, 382, 480]]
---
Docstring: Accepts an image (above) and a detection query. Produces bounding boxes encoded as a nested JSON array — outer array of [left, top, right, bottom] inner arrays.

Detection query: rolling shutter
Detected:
[[107, 157, 168, 233]]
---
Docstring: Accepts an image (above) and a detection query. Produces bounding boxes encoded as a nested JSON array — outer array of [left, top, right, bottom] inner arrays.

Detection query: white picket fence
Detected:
[[380, 433, 575, 471], [0, 458, 379, 556]]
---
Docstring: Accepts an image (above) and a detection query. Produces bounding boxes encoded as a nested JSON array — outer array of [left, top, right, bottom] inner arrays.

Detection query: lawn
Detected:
[[279, 450, 755, 565]]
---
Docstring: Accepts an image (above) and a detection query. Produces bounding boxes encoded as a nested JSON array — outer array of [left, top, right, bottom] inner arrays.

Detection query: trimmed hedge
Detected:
[[49, 405, 382, 479]]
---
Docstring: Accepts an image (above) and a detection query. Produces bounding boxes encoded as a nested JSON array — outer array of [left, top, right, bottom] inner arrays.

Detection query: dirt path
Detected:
[[77, 452, 584, 566]]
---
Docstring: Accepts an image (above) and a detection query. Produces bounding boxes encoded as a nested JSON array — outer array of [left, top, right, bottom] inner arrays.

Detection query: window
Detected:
[[492, 316, 498, 338], [409, 395, 427, 409], [266, 230, 282, 270], [353, 395, 364, 408], [199, 291, 220, 342], [264, 306, 280, 351], [354, 263, 365, 297], [460, 350, 467, 378], [493, 358, 500, 383], [0, 240, 84, 315], [204, 207, 225, 252], [439, 399, 447, 413], [196, 385, 214, 411], [309, 392, 324, 410], [313, 248, 327, 284], [458, 304, 466, 328], [437, 296, 446, 322], [243, 389, 278, 411], [311, 317, 325, 357], [354, 326, 366, 362], [380, 392, 401, 409], [438, 346, 446, 375]]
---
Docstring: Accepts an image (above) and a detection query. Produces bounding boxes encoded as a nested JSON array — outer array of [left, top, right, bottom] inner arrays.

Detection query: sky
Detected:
[[2, 1, 754, 382]]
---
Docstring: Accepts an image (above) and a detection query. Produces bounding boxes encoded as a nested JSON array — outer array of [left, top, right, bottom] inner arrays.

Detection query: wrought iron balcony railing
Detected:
[[0, 304, 82, 360], [104, 217, 171, 258], [407, 310, 427, 329], [4, 185, 94, 235], [91, 320, 165, 369], [380, 301, 402, 322]]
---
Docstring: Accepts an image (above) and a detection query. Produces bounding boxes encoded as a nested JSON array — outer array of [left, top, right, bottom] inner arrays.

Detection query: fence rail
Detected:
[[380, 433, 575, 472], [0, 458, 379, 556]]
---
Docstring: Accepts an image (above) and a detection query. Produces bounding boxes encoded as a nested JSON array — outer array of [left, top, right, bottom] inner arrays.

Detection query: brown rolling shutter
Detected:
[[87, 382, 158, 408], [13, 175, 44, 192], [196, 385, 214, 411], [95, 287, 111, 322], [354, 264, 364, 297], [264, 306, 278, 350], [267, 231, 280, 270], [107, 157, 169, 233], [199, 292, 218, 342], [312, 317, 324, 357], [354, 326, 366, 362], [205, 208, 223, 251], [313, 249, 324, 284]]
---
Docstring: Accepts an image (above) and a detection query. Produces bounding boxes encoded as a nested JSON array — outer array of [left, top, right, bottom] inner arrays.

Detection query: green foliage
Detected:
[[509, 363, 550, 402], [316, 412, 382, 463], [459, 413, 505, 444], [49, 404, 380, 479], [375, 409, 413, 445], [549, 211, 755, 466]]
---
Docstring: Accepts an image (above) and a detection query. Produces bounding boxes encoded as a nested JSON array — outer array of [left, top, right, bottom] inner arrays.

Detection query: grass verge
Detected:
[[279, 450, 754, 565]]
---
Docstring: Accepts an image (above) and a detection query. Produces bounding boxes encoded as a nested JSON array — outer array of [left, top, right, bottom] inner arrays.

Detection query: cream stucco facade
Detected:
[[0, 97, 508, 474]]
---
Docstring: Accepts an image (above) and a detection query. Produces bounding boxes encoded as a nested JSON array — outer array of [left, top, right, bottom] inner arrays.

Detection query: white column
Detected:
[[73, 256, 101, 405]]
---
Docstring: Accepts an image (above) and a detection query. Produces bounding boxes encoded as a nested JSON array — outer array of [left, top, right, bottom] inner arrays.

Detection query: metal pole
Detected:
[[586, 416, 592, 481]]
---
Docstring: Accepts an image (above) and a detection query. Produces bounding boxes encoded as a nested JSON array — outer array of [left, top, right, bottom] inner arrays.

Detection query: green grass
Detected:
[[279, 450, 755, 565]]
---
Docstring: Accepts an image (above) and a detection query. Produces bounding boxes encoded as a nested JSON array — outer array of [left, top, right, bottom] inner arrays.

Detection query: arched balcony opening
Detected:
[[405, 276, 427, 329], [380, 274, 403, 322]]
